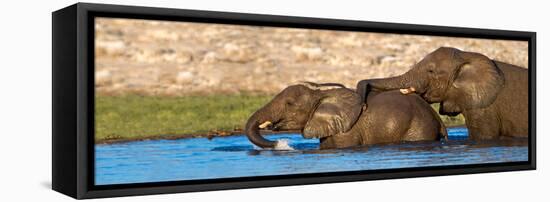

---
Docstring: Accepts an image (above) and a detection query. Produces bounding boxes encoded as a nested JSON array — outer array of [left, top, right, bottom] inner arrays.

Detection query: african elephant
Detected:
[[245, 82, 447, 149], [357, 47, 528, 140]]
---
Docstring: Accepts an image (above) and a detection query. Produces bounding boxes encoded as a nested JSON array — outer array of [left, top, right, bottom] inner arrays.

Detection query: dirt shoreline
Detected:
[[95, 129, 303, 144], [95, 126, 466, 145]]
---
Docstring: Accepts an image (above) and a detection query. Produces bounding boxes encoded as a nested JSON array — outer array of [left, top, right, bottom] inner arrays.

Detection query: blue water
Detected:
[[95, 127, 528, 185]]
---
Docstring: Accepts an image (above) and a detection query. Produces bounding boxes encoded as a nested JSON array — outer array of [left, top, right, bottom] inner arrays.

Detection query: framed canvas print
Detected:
[[52, 3, 536, 199]]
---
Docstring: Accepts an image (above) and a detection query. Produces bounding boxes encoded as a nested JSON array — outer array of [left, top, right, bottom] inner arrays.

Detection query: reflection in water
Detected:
[[95, 127, 528, 185]]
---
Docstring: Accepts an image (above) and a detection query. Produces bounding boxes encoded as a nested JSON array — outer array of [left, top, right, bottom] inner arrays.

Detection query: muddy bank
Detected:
[[95, 129, 303, 144], [95, 126, 470, 144]]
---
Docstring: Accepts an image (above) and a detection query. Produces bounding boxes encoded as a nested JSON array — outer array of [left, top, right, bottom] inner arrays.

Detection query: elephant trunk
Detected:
[[371, 70, 413, 89], [369, 69, 426, 92], [245, 109, 278, 149], [357, 70, 419, 103]]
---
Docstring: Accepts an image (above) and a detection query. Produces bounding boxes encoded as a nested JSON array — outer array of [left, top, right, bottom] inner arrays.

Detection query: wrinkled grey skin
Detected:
[[245, 82, 446, 149], [357, 47, 528, 140]]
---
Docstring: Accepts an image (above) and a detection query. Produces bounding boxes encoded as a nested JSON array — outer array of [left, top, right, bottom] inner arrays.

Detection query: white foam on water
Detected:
[[251, 139, 295, 150], [274, 139, 295, 150]]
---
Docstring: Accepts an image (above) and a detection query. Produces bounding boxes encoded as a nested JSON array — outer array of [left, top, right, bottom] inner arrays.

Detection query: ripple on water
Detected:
[[95, 127, 528, 185]]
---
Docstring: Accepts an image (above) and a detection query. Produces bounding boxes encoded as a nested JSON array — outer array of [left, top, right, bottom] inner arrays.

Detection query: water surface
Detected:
[[95, 127, 527, 185]]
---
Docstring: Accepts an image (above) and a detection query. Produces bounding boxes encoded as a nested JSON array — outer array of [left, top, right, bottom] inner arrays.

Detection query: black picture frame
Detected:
[[52, 2, 536, 199]]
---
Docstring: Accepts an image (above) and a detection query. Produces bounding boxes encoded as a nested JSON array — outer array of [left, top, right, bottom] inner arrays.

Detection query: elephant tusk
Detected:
[[400, 87, 416, 94], [258, 121, 273, 129]]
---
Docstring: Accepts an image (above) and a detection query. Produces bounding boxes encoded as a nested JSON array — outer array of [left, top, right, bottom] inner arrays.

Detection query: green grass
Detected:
[[431, 103, 466, 127], [95, 94, 272, 142], [95, 95, 465, 142]]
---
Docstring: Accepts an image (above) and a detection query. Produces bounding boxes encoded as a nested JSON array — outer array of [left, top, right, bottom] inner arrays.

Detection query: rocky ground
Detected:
[[95, 18, 528, 96]]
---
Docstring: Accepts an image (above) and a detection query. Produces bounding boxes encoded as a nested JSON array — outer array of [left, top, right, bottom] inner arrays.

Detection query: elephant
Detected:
[[244, 82, 447, 149], [356, 47, 528, 140]]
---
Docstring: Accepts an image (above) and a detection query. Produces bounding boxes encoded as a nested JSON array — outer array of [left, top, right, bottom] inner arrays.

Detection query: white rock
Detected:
[[202, 52, 218, 63], [95, 70, 112, 86], [176, 71, 194, 85], [96, 41, 125, 55], [291, 46, 324, 61]]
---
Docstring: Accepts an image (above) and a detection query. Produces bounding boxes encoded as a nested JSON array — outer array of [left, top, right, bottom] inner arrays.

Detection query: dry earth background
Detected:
[[95, 18, 528, 96]]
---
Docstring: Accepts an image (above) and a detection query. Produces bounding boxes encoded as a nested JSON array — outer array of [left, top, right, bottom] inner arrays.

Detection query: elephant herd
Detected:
[[245, 47, 528, 149]]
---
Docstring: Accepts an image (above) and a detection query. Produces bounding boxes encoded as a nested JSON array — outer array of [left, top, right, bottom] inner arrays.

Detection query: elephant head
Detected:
[[361, 47, 504, 116], [245, 82, 364, 149]]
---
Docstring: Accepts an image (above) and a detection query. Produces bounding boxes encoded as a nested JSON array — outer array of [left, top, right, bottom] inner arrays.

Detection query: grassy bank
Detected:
[[431, 103, 465, 127], [95, 95, 465, 143], [95, 95, 272, 142]]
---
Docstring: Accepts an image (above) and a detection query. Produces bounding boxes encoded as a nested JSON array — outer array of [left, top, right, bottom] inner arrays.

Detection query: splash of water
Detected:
[[251, 139, 295, 150], [274, 139, 294, 150]]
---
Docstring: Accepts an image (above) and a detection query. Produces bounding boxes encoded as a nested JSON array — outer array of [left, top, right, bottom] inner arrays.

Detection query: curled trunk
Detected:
[[244, 110, 278, 148]]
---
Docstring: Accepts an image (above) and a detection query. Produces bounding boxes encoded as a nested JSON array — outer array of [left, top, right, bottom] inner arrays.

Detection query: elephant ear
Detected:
[[303, 88, 363, 139], [449, 51, 505, 110]]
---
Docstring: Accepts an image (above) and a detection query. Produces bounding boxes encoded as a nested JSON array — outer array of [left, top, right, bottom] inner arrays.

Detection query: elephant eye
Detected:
[[427, 63, 436, 73], [286, 101, 294, 106]]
